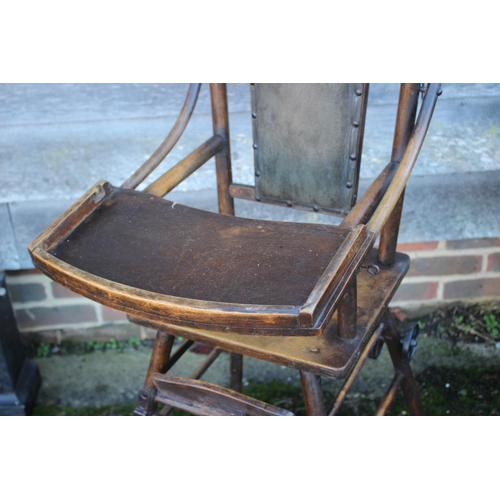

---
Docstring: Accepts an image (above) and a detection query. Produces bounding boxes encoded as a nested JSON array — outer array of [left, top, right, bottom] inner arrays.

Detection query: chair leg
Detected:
[[300, 371, 326, 416], [230, 354, 243, 393], [134, 330, 176, 416], [381, 311, 425, 416]]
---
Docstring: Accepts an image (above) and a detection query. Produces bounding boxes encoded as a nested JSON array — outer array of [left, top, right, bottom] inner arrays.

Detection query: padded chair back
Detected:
[[251, 83, 369, 216]]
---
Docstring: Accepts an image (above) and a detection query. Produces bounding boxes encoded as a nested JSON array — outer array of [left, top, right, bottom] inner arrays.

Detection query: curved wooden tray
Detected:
[[29, 181, 372, 336]]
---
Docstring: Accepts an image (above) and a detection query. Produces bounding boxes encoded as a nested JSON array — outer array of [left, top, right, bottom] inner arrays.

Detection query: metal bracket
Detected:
[[360, 263, 380, 276], [400, 323, 420, 361], [133, 388, 157, 416]]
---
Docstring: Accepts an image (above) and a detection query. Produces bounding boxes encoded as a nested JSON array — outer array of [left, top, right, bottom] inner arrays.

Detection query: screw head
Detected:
[[252, 112, 257, 118], [255, 196, 261, 202], [355, 88, 363, 96], [253, 143, 258, 149], [346, 182, 353, 189], [286, 200, 293, 207], [353, 121, 359, 128], [349, 153, 357, 161], [255, 170, 260, 177], [313, 205, 319, 212]]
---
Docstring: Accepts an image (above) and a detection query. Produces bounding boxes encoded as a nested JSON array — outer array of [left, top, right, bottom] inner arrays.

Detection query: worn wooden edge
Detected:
[[300, 225, 369, 327], [27, 180, 363, 336], [30, 247, 332, 335], [228, 183, 256, 200], [152, 374, 294, 416], [27, 180, 113, 253]]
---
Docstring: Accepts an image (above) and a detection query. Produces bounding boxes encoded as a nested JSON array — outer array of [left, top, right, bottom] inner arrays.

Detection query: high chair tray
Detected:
[[29, 181, 373, 336]]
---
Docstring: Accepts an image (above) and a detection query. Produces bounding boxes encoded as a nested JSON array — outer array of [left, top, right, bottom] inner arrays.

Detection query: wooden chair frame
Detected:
[[29, 83, 441, 416]]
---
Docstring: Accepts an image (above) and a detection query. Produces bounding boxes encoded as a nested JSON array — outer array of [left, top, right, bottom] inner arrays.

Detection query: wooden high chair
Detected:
[[29, 83, 441, 416]]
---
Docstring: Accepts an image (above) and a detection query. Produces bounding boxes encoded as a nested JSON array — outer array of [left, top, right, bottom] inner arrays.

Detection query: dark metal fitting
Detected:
[[346, 182, 353, 189], [355, 88, 363, 96], [353, 121, 360, 128], [419, 84, 428, 100], [255, 170, 260, 177], [134, 388, 157, 416], [253, 143, 258, 149], [401, 324, 420, 361], [286, 201, 293, 207], [252, 112, 257, 118], [349, 154, 357, 161], [313, 205, 319, 212], [368, 337, 384, 359], [361, 264, 380, 276]]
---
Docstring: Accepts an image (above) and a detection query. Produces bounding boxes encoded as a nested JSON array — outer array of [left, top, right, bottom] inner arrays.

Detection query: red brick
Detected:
[[487, 253, 500, 272], [101, 305, 128, 322], [444, 278, 500, 300], [446, 238, 500, 250], [396, 241, 439, 252], [15, 305, 98, 330], [407, 255, 482, 277], [391, 282, 438, 302], [51, 282, 83, 299]]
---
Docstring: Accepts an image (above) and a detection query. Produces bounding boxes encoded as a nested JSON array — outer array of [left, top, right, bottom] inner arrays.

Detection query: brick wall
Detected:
[[5, 236, 500, 342], [391, 237, 500, 308]]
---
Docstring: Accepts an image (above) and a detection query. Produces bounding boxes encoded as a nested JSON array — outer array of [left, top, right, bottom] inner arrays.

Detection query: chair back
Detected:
[[251, 83, 369, 216]]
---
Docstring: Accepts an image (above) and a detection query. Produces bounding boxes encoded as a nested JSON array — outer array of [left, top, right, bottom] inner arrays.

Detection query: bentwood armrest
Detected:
[[366, 83, 441, 237], [121, 84, 202, 190]]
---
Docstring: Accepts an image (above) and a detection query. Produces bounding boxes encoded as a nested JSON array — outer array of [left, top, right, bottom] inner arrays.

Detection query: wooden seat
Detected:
[[29, 83, 441, 416]]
